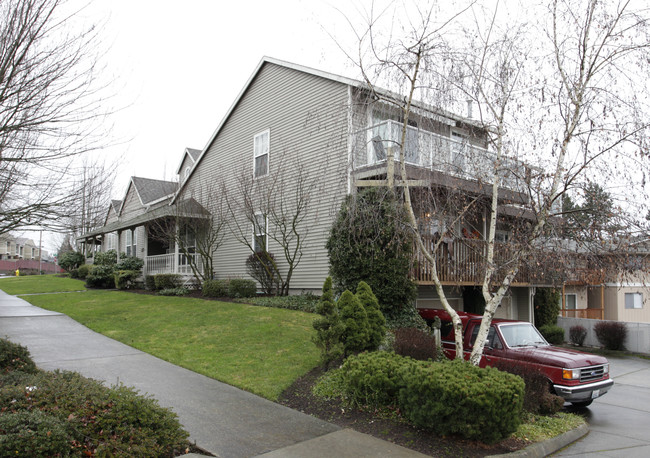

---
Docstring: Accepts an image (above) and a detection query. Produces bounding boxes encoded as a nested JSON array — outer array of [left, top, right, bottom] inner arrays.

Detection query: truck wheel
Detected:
[[571, 400, 593, 408]]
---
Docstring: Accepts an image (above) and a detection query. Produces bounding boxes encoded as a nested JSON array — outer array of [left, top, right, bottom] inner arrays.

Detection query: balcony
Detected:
[[352, 120, 528, 193], [412, 236, 564, 286]]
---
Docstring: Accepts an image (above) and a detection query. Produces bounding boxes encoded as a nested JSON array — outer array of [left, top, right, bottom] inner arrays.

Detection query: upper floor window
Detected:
[[254, 130, 269, 178], [184, 166, 191, 181]]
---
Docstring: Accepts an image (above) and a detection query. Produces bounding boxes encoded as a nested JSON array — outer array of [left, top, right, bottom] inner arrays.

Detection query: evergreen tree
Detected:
[[355, 281, 386, 351], [312, 277, 343, 366], [338, 290, 370, 356]]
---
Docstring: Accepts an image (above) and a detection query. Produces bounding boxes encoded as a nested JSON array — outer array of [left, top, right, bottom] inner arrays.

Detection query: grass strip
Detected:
[[20, 289, 319, 401]]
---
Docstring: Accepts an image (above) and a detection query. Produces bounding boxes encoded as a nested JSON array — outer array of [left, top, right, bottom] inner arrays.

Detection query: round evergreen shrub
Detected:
[[85, 265, 116, 289], [398, 359, 524, 443], [327, 188, 417, 322], [0, 339, 37, 374], [538, 324, 565, 345], [76, 263, 91, 279], [154, 274, 182, 290], [203, 279, 230, 297], [340, 351, 413, 407], [116, 254, 144, 271], [228, 279, 257, 298], [57, 251, 85, 272], [94, 249, 117, 266]]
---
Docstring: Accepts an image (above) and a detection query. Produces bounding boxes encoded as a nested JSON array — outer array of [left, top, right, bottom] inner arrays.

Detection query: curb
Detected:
[[488, 423, 588, 458]]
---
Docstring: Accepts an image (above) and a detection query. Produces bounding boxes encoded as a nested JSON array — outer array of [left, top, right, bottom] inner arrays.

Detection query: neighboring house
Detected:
[[561, 245, 650, 323], [0, 233, 16, 260], [79, 56, 551, 321]]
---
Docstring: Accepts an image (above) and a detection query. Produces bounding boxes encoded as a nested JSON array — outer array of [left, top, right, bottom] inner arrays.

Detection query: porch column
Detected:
[[174, 221, 179, 274]]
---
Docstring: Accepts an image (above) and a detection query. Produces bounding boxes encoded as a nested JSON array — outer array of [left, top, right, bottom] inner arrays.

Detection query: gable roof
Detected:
[[175, 147, 202, 175], [129, 177, 178, 207], [173, 56, 481, 203]]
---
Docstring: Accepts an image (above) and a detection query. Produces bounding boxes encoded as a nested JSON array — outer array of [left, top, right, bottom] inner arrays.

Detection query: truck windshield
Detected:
[[499, 324, 548, 348]]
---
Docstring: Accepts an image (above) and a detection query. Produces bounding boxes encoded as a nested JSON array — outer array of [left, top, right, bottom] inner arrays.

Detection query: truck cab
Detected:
[[419, 308, 614, 407]]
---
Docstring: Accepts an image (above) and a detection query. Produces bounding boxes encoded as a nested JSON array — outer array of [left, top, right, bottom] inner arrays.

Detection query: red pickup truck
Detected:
[[418, 308, 614, 407]]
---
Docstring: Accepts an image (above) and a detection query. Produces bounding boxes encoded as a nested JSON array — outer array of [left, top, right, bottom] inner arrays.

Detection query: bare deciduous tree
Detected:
[[0, 0, 110, 235], [225, 153, 317, 296], [347, 0, 650, 364]]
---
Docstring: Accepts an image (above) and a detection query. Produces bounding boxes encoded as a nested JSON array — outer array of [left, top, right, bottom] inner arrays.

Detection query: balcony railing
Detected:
[[560, 308, 604, 320], [352, 120, 528, 192], [144, 253, 204, 276], [412, 236, 565, 286]]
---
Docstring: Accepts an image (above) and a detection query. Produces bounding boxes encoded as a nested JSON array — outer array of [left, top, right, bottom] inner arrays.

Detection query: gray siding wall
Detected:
[[179, 62, 350, 291], [120, 186, 143, 220]]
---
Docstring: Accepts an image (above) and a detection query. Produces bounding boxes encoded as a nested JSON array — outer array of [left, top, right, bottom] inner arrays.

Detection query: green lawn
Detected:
[[1, 277, 319, 401], [0, 274, 85, 295]]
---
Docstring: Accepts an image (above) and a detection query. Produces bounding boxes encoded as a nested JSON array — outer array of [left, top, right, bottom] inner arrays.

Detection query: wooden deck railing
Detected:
[[560, 308, 604, 320], [411, 235, 600, 286]]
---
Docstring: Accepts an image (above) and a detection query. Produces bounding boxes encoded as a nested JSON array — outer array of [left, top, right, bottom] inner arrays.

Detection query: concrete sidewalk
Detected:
[[0, 289, 426, 457]]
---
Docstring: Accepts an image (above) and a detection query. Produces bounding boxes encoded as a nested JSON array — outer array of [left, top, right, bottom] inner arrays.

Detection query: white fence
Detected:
[[557, 317, 650, 355]]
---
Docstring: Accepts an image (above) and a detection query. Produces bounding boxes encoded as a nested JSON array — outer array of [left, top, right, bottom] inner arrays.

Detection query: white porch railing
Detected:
[[144, 253, 204, 276]]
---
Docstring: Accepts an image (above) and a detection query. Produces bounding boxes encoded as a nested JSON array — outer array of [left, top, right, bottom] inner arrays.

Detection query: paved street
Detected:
[[554, 356, 650, 457]]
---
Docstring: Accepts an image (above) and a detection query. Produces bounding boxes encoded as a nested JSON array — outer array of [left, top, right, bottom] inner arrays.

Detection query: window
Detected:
[[252, 213, 267, 252], [184, 166, 191, 181], [254, 130, 269, 177], [106, 232, 118, 251], [125, 229, 137, 257], [625, 292, 643, 309], [495, 230, 509, 243], [565, 294, 577, 310]]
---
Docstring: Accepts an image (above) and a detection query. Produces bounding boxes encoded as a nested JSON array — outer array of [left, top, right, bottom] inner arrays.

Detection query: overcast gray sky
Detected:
[[82, 0, 359, 192]]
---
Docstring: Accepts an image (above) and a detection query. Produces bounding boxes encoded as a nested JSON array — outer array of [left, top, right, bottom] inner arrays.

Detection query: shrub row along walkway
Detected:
[[0, 289, 426, 457]]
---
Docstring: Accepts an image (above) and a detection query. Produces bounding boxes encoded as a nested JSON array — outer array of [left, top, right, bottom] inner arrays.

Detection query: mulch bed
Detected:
[[278, 366, 529, 457]]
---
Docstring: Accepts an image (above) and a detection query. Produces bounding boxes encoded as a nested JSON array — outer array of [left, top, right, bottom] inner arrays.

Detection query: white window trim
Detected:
[[625, 292, 643, 309], [253, 130, 270, 178], [565, 293, 577, 310], [252, 212, 267, 252]]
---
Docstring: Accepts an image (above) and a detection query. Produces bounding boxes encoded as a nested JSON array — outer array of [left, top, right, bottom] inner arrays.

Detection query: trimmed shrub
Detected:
[[0, 410, 73, 457], [340, 351, 413, 407], [494, 359, 564, 415], [85, 265, 116, 289], [154, 273, 182, 290], [114, 270, 140, 290], [0, 339, 37, 374], [393, 327, 438, 361], [243, 294, 319, 313], [116, 254, 144, 271], [594, 321, 627, 350], [69, 268, 80, 279], [57, 251, 85, 272], [312, 277, 344, 366], [534, 288, 561, 328], [569, 325, 588, 346], [228, 279, 257, 298], [159, 287, 189, 296], [338, 290, 370, 355], [327, 187, 418, 323], [0, 370, 190, 456], [539, 324, 565, 345], [94, 249, 117, 266], [144, 275, 156, 291], [76, 263, 91, 279], [398, 359, 524, 443], [203, 279, 230, 297], [355, 281, 386, 351], [246, 251, 277, 295]]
